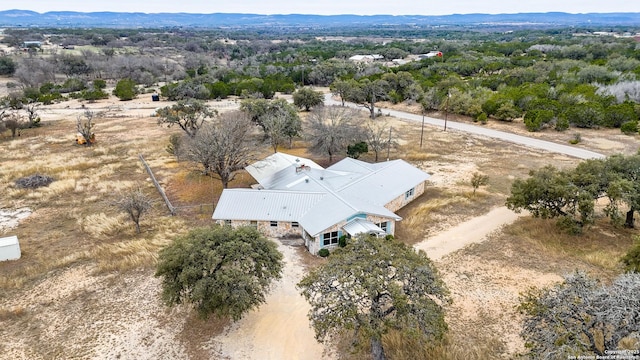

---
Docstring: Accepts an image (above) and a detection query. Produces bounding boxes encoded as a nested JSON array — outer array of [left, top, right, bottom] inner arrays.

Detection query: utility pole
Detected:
[[420, 110, 426, 148], [386, 126, 392, 161], [444, 90, 450, 132]]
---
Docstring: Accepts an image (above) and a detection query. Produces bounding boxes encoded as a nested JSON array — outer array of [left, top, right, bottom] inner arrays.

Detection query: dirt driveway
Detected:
[[210, 239, 332, 360], [208, 207, 527, 359]]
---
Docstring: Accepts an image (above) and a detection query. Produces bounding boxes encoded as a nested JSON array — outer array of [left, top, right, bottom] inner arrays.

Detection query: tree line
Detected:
[[3, 26, 640, 139], [157, 91, 393, 188]]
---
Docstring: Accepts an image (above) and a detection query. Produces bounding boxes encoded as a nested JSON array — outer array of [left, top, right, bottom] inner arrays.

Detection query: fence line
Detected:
[[139, 154, 176, 216]]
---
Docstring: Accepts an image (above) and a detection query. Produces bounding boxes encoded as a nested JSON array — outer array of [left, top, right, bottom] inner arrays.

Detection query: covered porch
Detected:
[[342, 218, 386, 238]]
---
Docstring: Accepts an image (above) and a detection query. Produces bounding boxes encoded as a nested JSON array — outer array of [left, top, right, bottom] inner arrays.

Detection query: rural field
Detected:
[[1, 85, 639, 360]]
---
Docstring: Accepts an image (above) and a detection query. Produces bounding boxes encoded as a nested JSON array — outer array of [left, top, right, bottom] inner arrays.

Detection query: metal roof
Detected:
[[245, 152, 322, 187], [342, 218, 385, 236], [336, 159, 430, 206], [326, 157, 382, 173], [213, 155, 429, 237], [212, 189, 325, 222], [298, 192, 399, 237], [0, 235, 18, 248]]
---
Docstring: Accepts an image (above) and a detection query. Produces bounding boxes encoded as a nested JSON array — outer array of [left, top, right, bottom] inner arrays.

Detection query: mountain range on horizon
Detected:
[[1, 9, 640, 28]]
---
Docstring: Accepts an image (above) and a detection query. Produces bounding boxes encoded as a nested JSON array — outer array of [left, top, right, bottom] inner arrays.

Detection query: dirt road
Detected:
[[324, 94, 606, 160], [414, 206, 525, 260], [210, 240, 332, 360]]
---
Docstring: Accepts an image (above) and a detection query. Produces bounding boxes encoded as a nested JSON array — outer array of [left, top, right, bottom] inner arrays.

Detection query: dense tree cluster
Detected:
[[1, 27, 639, 136], [506, 154, 640, 231]]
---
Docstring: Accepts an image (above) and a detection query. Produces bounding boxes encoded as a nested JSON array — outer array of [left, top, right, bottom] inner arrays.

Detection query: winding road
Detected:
[[324, 94, 605, 160]]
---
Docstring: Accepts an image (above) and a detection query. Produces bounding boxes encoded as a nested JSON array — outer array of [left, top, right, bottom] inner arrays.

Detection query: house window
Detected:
[[322, 231, 339, 246], [270, 221, 278, 227], [376, 222, 388, 233], [405, 187, 415, 199], [250, 221, 258, 229], [225, 220, 232, 226], [292, 222, 299, 228]]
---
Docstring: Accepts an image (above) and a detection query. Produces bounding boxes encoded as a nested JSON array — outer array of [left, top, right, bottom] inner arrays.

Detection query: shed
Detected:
[[0, 235, 21, 261]]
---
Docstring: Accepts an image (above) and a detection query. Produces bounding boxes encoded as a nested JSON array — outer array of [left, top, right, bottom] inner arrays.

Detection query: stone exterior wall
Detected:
[[215, 219, 302, 238], [306, 214, 397, 255], [216, 181, 426, 256], [384, 181, 426, 212]]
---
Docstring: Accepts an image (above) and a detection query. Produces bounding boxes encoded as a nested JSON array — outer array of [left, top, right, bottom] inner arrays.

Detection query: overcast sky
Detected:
[[2, 1, 640, 15]]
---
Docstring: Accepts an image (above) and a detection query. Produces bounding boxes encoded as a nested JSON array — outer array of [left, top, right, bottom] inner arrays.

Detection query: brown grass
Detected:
[[504, 217, 637, 274], [0, 114, 185, 292], [383, 330, 504, 360], [0, 306, 27, 322], [176, 312, 230, 360], [395, 188, 502, 246]]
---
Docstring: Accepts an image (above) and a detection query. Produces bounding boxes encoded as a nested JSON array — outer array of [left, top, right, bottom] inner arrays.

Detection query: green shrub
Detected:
[[38, 93, 63, 105], [475, 112, 488, 124], [569, 133, 582, 145], [81, 89, 109, 101], [318, 248, 330, 257], [39, 82, 56, 94], [338, 235, 348, 248], [621, 238, 640, 273], [388, 90, 403, 104], [555, 117, 570, 131], [113, 78, 138, 101], [23, 87, 40, 102], [0, 56, 16, 76], [61, 78, 86, 93], [524, 109, 554, 132], [620, 121, 638, 135], [385, 234, 395, 240], [93, 79, 107, 90], [556, 216, 582, 235]]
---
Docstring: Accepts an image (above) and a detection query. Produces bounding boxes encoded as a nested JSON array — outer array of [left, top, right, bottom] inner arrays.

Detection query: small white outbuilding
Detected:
[[0, 235, 21, 261]]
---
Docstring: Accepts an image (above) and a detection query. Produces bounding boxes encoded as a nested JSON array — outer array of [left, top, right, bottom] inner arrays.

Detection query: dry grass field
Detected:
[[1, 90, 639, 359]]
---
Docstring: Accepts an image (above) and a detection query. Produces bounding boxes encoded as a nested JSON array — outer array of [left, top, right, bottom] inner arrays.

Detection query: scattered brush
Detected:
[[14, 174, 54, 189]]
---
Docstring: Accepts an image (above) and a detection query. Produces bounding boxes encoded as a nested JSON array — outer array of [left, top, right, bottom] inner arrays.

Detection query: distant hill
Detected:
[[0, 10, 639, 28]]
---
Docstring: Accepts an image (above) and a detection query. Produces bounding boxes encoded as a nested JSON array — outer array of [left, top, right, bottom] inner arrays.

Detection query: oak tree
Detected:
[[157, 99, 215, 138], [298, 235, 449, 360], [292, 87, 324, 111], [156, 225, 283, 320], [183, 111, 254, 188], [306, 105, 364, 162], [519, 271, 640, 358]]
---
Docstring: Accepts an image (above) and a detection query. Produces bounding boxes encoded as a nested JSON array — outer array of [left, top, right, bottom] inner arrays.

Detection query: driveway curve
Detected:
[[324, 94, 605, 160]]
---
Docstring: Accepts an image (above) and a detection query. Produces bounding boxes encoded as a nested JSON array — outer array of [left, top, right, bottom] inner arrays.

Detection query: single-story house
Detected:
[[22, 41, 42, 49], [417, 51, 443, 59], [213, 152, 430, 254], [348, 54, 384, 63]]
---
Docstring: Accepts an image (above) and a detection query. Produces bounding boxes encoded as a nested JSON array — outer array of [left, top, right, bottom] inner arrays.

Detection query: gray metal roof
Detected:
[[213, 155, 430, 237], [0, 235, 18, 248], [212, 189, 325, 222], [298, 193, 399, 237], [342, 218, 385, 236], [336, 159, 430, 206], [245, 152, 322, 187]]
